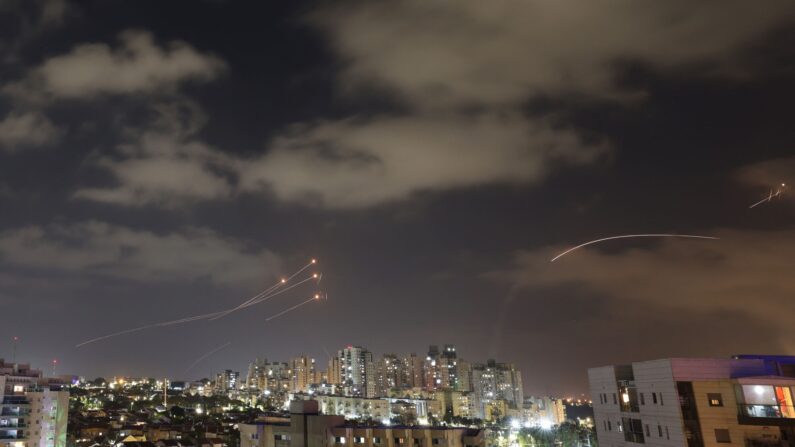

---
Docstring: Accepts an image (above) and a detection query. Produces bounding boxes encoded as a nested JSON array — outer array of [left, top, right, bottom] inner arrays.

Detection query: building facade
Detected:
[[589, 355, 795, 447], [239, 400, 484, 447], [338, 348, 375, 398], [0, 360, 69, 447]]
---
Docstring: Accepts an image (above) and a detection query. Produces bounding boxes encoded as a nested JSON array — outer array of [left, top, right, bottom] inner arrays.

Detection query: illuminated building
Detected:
[[0, 359, 69, 447], [401, 355, 424, 390], [338, 347, 375, 398], [215, 370, 240, 394], [239, 400, 484, 447], [589, 355, 795, 447], [289, 356, 315, 393], [375, 355, 404, 396], [328, 358, 342, 386], [471, 360, 523, 421], [523, 396, 566, 427]]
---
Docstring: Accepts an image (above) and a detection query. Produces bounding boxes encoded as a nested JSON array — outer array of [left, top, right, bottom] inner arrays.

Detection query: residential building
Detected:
[[338, 347, 375, 398], [290, 357, 315, 393], [0, 359, 69, 447], [239, 400, 484, 447], [589, 355, 795, 447], [471, 360, 523, 421]]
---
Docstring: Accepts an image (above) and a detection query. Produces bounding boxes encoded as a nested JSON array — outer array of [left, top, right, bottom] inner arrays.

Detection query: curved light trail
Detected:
[[550, 234, 719, 262]]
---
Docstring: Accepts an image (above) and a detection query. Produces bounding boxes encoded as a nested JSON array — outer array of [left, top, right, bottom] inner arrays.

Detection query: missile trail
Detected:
[[265, 295, 321, 322], [749, 190, 783, 208], [77, 263, 321, 347], [75, 310, 225, 347], [184, 342, 232, 374], [550, 234, 719, 262], [208, 260, 316, 321]]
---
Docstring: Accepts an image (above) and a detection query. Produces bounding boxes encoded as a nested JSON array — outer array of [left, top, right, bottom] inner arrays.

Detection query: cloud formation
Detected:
[[313, 1, 795, 105], [5, 30, 226, 100], [490, 228, 795, 349], [0, 111, 60, 151], [74, 100, 234, 207], [0, 221, 279, 285], [241, 114, 607, 207], [237, 0, 795, 208]]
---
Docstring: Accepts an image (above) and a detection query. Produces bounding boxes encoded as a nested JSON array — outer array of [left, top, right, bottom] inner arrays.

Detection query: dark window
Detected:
[[708, 393, 723, 407], [373, 438, 382, 444], [604, 421, 607, 431], [432, 439, 440, 445], [658, 425, 663, 437], [640, 393, 645, 405], [715, 429, 731, 443], [665, 427, 669, 440], [613, 393, 617, 405], [660, 392, 664, 405], [652, 392, 657, 404], [645, 424, 650, 437], [607, 421, 612, 431]]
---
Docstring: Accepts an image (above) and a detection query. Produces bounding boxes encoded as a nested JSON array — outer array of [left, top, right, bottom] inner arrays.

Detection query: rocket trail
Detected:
[[77, 271, 320, 347], [184, 342, 232, 374], [265, 295, 321, 322], [550, 234, 719, 262], [208, 260, 317, 321], [749, 189, 784, 209], [75, 310, 226, 347]]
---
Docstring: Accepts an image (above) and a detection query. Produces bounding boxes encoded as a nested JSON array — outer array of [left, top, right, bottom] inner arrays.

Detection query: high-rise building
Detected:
[[290, 356, 315, 393], [246, 358, 268, 392], [338, 346, 375, 397], [402, 354, 424, 390], [0, 359, 69, 447], [375, 354, 404, 396], [328, 357, 342, 386], [215, 369, 240, 393], [456, 360, 472, 392], [589, 355, 795, 447], [471, 360, 523, 420]]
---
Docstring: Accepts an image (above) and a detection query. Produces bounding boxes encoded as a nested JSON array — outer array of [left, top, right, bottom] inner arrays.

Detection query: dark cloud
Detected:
[[0, 111, 60, 150], [4, 29, 226, 101]]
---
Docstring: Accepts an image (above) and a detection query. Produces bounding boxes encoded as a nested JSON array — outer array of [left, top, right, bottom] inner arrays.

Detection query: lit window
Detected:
[[708, 393, 723, 407]]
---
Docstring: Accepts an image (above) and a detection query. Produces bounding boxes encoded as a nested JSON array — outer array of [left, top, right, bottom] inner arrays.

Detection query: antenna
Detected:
[[12, 336, 18, 363]]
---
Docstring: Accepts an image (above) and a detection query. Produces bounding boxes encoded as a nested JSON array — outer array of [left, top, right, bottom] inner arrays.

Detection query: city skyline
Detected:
[[2, 0, 795, 397]]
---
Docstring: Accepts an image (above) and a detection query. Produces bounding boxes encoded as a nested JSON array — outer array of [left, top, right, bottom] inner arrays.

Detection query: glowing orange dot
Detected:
[[281, 278, 286, 283], [311, 259, 317, 264]]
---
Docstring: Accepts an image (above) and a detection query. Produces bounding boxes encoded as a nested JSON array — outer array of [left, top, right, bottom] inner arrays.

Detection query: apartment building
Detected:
[[589, 355, 795, 447]]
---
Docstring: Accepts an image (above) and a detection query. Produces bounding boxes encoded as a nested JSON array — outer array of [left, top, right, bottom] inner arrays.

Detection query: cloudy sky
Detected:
[[2, 0, 795, 395]]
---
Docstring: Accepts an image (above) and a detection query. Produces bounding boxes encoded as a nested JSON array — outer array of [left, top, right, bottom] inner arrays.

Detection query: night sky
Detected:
[[2, 0, 795, 396]]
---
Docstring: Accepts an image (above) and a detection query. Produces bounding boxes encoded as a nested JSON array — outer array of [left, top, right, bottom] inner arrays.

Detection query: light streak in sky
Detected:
[[749, 183, 786, 209], [550, 234, 719, 262], [208, 261, 317, 321], [77, 260, 321, 347], [184, 342, 232, 374], [265, 294, 322, 322]]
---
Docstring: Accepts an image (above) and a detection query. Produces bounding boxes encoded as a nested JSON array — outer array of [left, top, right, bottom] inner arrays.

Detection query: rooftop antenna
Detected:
[[52, 359, 58, 376], [12, 336, 18, 363], [163, 378, 168, 407]]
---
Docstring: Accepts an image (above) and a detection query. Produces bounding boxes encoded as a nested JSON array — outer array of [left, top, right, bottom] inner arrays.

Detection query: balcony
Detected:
[[738, 404, 795, 426]]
